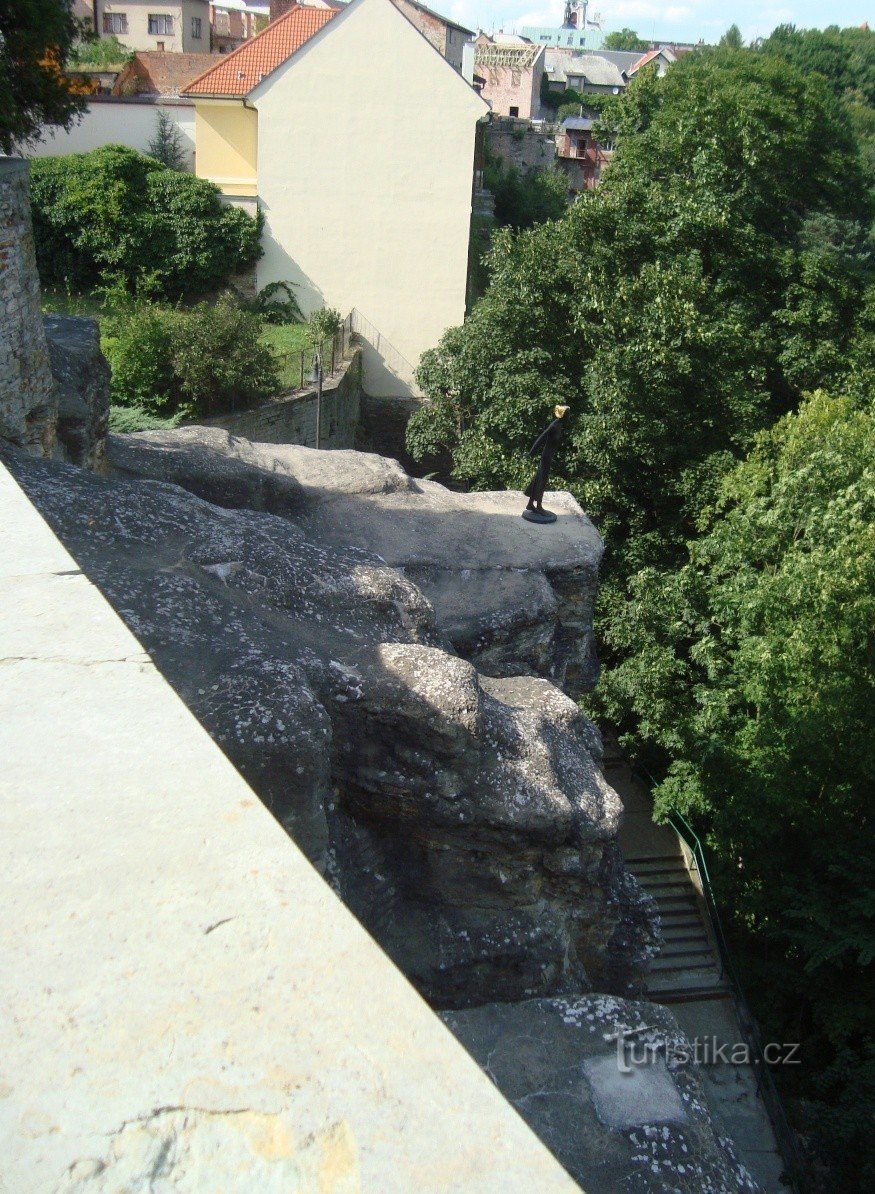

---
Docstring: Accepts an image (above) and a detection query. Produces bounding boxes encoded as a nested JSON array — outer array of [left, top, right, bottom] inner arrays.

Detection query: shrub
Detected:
[[146, 110, 186, 171], [30, 145, 262, 299], [67, 35, 132, 68], [103, 295, 280, 419], [306, 306, 342, 352]]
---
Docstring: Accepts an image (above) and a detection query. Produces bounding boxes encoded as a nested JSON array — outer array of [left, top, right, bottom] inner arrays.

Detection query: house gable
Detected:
[[251, 0, 486, 393]]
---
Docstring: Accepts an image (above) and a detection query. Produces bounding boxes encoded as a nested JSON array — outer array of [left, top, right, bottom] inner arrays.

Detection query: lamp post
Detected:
[[310, 345, 323, 449]]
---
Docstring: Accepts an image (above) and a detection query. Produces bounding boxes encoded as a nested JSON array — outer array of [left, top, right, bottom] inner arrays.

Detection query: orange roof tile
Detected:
[[183, 4, 338, 98]]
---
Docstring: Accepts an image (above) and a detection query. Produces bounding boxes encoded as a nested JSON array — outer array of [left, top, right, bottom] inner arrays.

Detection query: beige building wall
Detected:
[[193, 100, 258, 197], [252, 0, 486, 395], [98, 1, 210, 53]]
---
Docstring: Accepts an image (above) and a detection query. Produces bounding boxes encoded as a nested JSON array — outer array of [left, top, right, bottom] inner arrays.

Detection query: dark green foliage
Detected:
[[103, 295, 280, 419], [146, 109, 186, 171], [483, 150, 568, 231], [244, 280, 304, 325], [0, 0, 86, 153], [761, 23, 875, 107], [29, 146, 262, 299], [603, 28, 648, 52]]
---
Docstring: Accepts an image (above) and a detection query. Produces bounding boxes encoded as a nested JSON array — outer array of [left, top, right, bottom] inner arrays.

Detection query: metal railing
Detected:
[[295, 321, 351, 391], [626, 757, 806, 1189]]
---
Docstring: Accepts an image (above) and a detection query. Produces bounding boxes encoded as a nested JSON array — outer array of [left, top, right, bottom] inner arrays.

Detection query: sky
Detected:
[[440, 1, 872, 46]]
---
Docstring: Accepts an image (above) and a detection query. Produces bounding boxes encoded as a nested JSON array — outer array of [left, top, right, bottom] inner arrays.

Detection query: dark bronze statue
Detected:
[[522, 405, 570, 524]]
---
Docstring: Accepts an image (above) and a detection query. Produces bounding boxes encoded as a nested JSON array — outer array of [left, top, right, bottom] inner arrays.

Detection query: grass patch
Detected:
[[259, 322, 312, 390], [40, 284, 106, 320]]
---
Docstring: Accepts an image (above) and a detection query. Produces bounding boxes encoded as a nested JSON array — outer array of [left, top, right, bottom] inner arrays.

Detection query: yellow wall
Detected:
[[252, 0, 487, 395], [193, 101, 258, 197]]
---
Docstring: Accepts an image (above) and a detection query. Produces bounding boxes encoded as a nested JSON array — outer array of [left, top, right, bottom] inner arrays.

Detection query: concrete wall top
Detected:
[[0, 458, 578, 1191]]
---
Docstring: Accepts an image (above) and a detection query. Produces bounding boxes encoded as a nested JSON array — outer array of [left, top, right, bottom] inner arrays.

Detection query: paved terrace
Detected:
[[0, 459, 578, 1191]]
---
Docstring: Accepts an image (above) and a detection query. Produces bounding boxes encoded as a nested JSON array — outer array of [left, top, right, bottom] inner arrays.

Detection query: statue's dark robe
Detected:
[[524, 417, 565, 504]]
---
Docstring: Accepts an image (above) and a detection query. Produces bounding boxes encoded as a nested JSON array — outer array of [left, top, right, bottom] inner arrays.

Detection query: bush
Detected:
[[103, 295, 280, 419], [306, 305, 342, 349], [67, 35, 132, 68], [30, 145, 262, 299]]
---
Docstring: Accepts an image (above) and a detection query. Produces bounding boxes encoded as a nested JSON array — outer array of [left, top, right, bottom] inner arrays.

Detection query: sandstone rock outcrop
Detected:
[[442, 995, 762, 1193], [1, 439, 657, 1006], [43, 315, 110, 469], [107, 427, 603, 693]]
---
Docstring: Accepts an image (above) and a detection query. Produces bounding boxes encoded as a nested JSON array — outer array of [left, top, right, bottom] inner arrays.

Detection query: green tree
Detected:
[[718, 24, 744, 49], [146, 109, 186, 171], [603, 28, 648, 52], [0, 0, 86, 153], [595, 391, 875, 1184]]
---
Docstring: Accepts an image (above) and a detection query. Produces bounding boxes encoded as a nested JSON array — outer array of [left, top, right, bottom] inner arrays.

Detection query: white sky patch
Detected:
[[453, 2, 868, 43]]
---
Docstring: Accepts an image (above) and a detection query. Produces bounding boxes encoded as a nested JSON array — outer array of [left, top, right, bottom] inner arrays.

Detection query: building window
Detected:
[[509, 105, 519, 117], [148, 14, 174, 35], [191, 16, 202, 38], [511, 70, 521, 86], [102, 12, 128, 34]]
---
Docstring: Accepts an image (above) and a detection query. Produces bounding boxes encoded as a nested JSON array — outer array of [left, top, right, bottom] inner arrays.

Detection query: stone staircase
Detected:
[[625, 853, 729, 1003]]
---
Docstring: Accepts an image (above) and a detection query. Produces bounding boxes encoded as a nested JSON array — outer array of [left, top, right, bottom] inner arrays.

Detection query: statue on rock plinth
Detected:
[[522, 404, 570, 524]]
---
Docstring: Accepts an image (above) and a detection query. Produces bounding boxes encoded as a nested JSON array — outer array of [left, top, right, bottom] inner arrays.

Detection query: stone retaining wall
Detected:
[[0, 160, 56, 456], [203, 348, 362, 449]]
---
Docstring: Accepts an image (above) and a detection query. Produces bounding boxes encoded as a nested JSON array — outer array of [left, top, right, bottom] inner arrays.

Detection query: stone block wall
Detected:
[[204, 348, 362, 449], [486, 120, 558, 173], [0, 160, 56, 456]]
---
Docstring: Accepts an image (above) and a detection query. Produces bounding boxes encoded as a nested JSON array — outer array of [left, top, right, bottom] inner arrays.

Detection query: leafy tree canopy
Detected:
[[603, 28, 648, 52], [30, 145, 262, 299], [0, 0, 86, 153], [594, 390, 875, 1182]]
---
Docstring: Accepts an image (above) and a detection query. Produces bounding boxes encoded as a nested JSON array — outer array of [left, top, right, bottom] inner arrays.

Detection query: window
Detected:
[[102, 12, 128, 34], [191, 16, 202, 38], [509, 105, 519, 117], [148, 14, 174, 35], [511, 70, 521, 86]]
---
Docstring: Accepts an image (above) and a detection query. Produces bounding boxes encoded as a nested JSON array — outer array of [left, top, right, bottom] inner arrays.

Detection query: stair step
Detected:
[[652, 901, 699, 916], [625, 855, 683, 865], [656, 947, 716, 963], [650, 957, 722, 975], [661, 929, 709, 944], [640, 881, 697, 896], [652, 986, 731, 1004]]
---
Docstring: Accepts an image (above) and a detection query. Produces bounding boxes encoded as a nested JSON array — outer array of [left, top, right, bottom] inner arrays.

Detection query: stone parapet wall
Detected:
[[203, 347, 362, 449], [0, 160, 56, 456]]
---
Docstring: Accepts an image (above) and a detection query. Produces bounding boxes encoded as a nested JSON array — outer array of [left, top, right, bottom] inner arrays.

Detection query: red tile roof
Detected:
[[629, 49, 663, 74], [183, 4, 338, 98]]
